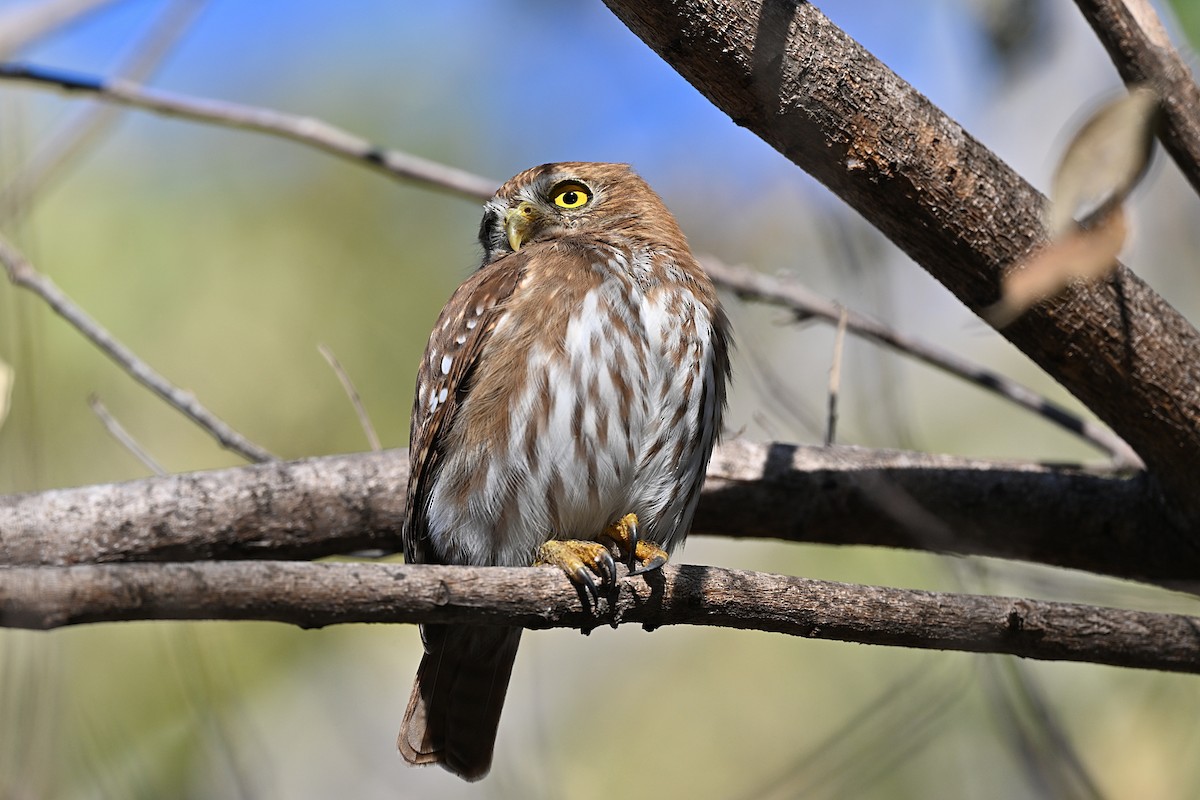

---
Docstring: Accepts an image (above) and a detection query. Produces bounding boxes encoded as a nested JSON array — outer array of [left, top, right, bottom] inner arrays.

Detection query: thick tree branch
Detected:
[[2, 443, 1195, 589], [602, 0, 1200, 519], [1073, 0, 1200, 196], [2, 560, 1197, 674]]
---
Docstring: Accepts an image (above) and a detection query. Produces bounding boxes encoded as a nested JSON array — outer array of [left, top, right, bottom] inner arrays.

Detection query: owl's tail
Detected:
[[398, 624, 522, 782]]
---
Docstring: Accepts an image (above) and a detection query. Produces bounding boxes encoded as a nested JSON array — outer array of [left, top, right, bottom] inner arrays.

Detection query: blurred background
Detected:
[[1, 1, 1199, 797]]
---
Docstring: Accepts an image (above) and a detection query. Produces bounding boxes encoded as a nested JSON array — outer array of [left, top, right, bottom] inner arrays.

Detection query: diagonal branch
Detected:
[[702, 257, 1141, 465], [0, 0, 208, 220], [0, 62, 497, 202], [1073, 0, 1200, 196], [2, 443, 1195, 589], [2, 560, 1198, 674], [602, 0, 1200, 520], [0, 232, 274, 463]]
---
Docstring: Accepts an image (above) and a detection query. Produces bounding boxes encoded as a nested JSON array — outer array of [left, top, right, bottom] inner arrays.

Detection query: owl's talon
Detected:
[[623, 518, 641, 570], [629, 540, 668, 575], [596, 548, 617, 585], [599, 513, 668, 574], [537, 539, 617, 603]]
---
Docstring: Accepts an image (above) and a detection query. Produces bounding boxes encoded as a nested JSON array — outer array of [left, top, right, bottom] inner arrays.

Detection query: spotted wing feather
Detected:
[[404, 258, 524, 567]]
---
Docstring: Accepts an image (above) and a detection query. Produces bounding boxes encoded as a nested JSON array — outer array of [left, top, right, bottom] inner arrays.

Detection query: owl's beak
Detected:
[[504, 201, 539, 252]]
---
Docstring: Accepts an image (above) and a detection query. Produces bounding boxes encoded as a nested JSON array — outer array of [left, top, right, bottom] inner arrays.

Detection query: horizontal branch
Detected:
[[2, 560, 1197, 674], [2, 442, 1195, 589]]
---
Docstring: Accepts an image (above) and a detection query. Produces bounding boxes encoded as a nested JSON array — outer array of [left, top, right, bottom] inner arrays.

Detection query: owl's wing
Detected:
[[403, 257, 525, 566]]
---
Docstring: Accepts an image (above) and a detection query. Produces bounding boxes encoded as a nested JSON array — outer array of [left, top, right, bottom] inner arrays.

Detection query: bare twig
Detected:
[[87, 394, 167, 476], [2, 560, 1198, 674], [703, 256, 1142, 466], [1, 0, 208, 220], [0, 0, 128, 57], [825, 306, 848, 447], [318, 343, 381, 453], [0, 62, 497, 202], [1, 443, 1195, 589], [1073, 0, 1200, 197], [0, 233, 274, 463], [0, 61, 1149, 468]]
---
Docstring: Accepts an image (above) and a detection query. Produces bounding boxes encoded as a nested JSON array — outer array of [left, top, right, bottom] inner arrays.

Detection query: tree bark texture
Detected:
[[601, 0, 1200, 522], [3, 560, 1198, 674], [3, 444, 1195, 589]]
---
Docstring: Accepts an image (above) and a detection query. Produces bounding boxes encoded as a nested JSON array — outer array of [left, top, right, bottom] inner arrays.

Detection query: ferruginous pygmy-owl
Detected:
[[398, 162, 731, 781]]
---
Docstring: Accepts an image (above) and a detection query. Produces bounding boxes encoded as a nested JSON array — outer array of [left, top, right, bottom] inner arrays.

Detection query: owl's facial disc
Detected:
[[504, 201, 539, 251]]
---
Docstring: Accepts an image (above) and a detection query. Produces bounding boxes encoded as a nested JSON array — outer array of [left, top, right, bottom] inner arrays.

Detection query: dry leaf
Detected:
[[1046, 85, 1159, 237], [986, 207, 1127, 328]]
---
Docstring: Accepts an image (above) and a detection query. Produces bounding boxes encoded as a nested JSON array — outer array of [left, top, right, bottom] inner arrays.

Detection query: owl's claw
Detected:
[[599, 513, 669, 575], [629, 542, 668, 575], [537, 540, 617, 602], [538, 514, 668, 604]]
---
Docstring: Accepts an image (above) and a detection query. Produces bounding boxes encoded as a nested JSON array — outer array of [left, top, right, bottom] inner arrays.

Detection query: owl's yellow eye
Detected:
[[552, 183, 591, 210]]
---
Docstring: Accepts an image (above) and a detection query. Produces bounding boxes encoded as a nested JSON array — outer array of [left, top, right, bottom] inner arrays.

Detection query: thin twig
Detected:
[[87, 394, 167, 476], [0, 233, 274, 463], [702, 256, 1142, 467], [825, 306, 848, 447], [318, 343, 381, 452], [0, 0, 208, 220], [2, 560, 1199, 675], [1073, 0, 1200, 197], [0, 0, 128, 57], [0, 62, 497, 201]]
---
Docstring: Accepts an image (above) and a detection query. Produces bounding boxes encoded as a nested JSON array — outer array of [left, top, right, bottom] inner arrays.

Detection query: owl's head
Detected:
[[477, 162, 687, 265]]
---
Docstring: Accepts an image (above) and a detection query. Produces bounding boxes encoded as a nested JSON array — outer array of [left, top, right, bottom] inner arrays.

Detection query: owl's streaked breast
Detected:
[[422, 242, 720, 567]]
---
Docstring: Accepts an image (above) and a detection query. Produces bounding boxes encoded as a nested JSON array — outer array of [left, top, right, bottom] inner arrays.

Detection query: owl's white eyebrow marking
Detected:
[[441, 355, 453, 374]]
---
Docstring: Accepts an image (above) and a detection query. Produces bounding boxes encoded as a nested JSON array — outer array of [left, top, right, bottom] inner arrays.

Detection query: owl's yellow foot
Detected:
[[537, 514, 668, 601], [537, 539, 616, 602], [598, 513, 668, 575]]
